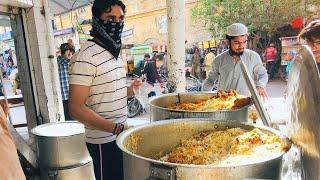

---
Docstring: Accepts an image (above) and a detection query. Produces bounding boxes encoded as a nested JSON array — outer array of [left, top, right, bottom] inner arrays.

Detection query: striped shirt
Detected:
[[69, 40, 127, 144]]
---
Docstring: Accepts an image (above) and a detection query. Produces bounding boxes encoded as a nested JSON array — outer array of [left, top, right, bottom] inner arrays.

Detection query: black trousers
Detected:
[[86, 141, 124, 180], [62, 100, 73, 121], [267, 61, 276, 80]]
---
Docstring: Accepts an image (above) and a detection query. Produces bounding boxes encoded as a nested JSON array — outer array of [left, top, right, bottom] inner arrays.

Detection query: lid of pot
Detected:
[[31, 121, 85, 137], [286, 45, 320, 179]]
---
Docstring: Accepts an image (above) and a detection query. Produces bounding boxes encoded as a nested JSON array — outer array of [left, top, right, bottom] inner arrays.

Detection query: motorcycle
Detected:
[[127, 80, 161, 118], [127, 96, 144, 118], [127, 73, 210, 118]]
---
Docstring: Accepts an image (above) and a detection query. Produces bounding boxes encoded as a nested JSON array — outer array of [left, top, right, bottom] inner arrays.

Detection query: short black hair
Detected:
[[92, 0, 126, 18], [299, 20, 320, 43], [144, 54, 150, 58], [60, 43, 74, 55]]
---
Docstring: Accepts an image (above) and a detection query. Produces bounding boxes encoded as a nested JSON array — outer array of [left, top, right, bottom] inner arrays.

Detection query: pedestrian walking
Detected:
[[191, 48, 202, 80], [284, 50, 297, 81], [204, 48, 216, 77], [264, 43, 277, 80]]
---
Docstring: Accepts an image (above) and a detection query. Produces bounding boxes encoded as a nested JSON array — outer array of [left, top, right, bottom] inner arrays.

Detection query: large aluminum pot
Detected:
[[149, 92, 251, 122], [117, 119, 291, 180], [41, 161, 95, 180], [31, 122, 92, 168]]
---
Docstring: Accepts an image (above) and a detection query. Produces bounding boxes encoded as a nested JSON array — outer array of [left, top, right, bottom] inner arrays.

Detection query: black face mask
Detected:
[[90, 16, 124, 59], [100, 18, 124, 44]]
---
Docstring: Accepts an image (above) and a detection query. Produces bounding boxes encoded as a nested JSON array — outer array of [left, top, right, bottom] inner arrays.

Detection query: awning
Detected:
[[0, 0, 94, 26], [0, 0, 93, 16], [49, 0, 94, 16], [0, 0, 33, 8], [0, 15, 10, 26]]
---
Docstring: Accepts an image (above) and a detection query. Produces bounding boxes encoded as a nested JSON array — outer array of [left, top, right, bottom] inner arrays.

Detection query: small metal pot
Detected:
[[31, 122, 92, 168], [149, 92, 251, 122]]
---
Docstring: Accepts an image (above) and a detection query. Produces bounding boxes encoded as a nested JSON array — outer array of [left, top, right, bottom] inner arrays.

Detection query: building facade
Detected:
[[53, 0, 213, 49], [122, 0, 212, 47], [53, 5, 92, 50]]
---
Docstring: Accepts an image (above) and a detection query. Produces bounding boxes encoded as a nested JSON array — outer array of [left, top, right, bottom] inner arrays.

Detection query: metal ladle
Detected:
[[239, 59, 275, 128]]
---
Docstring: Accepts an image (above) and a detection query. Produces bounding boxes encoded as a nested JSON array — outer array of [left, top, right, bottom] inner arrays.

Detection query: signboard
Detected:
[[79, 33, 91, 41], [197, 39, 216, 49], [210, 40, 216, 48], [203, 41, 210, 49], [53, 28, 75, 36], [0, 31, 12, 41], [121, 28, 133, 39], [157, 15, 168, 34]]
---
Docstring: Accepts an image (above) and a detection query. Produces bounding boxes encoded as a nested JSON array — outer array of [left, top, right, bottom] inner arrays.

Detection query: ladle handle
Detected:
[[239, 59, 272, 128]]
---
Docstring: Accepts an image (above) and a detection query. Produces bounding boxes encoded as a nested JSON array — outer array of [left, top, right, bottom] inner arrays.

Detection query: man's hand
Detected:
[[256, 86, 268, 101], [128, 78, 143, 97], [132, 78, 142, 87]]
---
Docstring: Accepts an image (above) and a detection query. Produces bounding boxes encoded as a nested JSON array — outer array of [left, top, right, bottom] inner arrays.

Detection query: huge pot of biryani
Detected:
[[117, 119, 291, 180], [149, 90, 252, 122]]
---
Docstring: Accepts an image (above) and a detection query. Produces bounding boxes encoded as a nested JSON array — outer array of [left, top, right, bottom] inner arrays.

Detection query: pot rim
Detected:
[[31, 121, 85, 137], [116, 119, 291, 168], [148, 92, 253, 113]]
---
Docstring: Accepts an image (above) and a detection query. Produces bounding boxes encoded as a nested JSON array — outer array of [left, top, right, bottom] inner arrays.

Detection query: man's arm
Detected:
[[69, 84, 116, 133], [127, 85, 134, 97], [202, 58, 219, 91], [254, 61, 268, 88]]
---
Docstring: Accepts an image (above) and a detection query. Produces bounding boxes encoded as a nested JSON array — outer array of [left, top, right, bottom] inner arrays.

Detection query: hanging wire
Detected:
[[69, 0, 94, 34]]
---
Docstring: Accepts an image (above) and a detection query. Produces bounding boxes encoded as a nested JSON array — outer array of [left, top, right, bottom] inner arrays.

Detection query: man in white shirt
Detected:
[[204, 48, 216, 77], [202, 23, 268, 98]]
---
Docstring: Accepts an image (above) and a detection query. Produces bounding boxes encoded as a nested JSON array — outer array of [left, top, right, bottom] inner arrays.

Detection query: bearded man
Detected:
[[202, 23, 268, 98]]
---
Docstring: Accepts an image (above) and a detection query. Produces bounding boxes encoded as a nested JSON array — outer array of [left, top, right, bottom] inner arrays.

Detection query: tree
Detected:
[[192, 0, 320, 75], [191, 0, 320, 38]]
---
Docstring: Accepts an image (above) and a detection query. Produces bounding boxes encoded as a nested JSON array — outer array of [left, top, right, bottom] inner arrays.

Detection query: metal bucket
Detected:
[[149, 92, 251, 122], [117, 119, 291, 180], [31, 122, 92, 168]]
